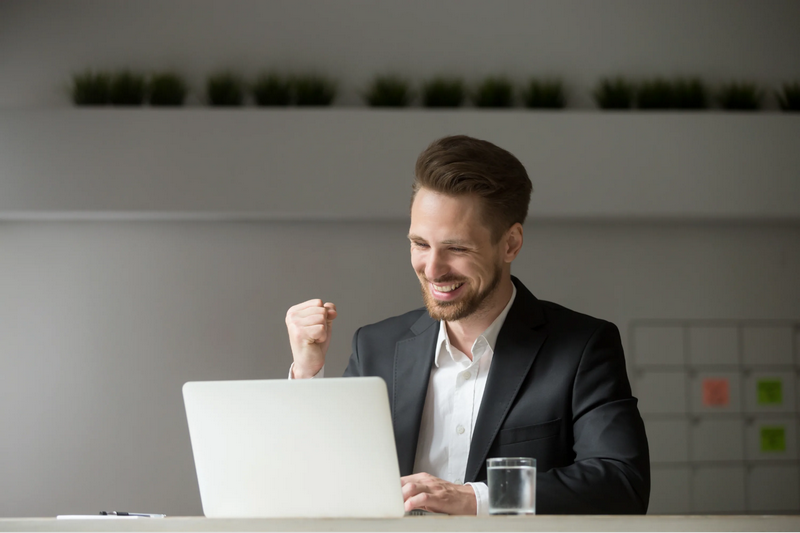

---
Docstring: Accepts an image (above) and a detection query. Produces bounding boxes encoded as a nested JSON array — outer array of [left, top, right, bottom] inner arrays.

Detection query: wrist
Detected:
[[292, 362, 323, 379]]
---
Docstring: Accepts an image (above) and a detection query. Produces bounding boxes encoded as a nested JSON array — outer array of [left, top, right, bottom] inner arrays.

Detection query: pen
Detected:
[[99, 512, 166, 518]]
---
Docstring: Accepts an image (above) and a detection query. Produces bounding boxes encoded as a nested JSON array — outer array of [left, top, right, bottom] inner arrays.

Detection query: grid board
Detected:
[[629, 320, 800, 514]]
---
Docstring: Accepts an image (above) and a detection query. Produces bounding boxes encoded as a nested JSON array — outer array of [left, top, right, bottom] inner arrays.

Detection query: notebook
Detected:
[[182, 377, 405, 518]]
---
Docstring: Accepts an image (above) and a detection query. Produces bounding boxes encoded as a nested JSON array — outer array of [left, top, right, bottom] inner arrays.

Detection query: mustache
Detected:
[[419, 275, 467, 284]]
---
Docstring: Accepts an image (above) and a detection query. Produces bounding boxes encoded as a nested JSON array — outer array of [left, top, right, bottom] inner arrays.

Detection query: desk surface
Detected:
[[2, 515, 800, 532]]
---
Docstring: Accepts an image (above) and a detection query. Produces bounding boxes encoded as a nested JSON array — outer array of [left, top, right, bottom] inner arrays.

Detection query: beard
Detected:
[[418, 262, 504, 322]]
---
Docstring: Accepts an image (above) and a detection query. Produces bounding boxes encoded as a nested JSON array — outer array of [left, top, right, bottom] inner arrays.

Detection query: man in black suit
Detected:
[[286, 135, 649, 515]]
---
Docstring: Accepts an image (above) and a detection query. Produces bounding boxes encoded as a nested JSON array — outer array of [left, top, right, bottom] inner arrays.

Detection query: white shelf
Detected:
[[1, 109, 798, 221]]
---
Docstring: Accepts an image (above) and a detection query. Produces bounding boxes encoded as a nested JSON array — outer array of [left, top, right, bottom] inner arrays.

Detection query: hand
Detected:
[[401, 473, 477, 515], [285, 299, 337, 379]]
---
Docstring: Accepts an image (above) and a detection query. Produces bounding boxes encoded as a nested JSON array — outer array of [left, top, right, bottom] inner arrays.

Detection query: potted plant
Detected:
[[71, 70, 111, 106], [521, 79, 565, 109], [672, 78, 709, 109], [421, 77, 465, 108], [206, 71, 245, 106], [594, 77, 635, 109], [776, 82, 800, 112], [293, 74, 337, 106], [635, 78, 674, 109], [717, 82, 762, 110], [252, 72, 292, 106], [148, 72, 189, 106], [108, 70, 147, 106], [363, 75, 413, 107], [473, 76, 514, 108]]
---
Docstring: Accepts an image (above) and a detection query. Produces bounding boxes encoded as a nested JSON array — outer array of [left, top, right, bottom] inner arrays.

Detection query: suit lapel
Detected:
[[393, 312, 438, 476], [465, 278, 548, 482]]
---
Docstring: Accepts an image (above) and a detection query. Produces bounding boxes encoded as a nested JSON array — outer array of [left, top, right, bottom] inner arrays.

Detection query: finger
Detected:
[[292, 306, 328, 320], [401, 482, 424, 500], [294, 314, 330, 328], [288, 299, 324, 313], [323, 302, 337, 323], [401, 473, 432, 485], [404, 492, 433, 512], [302, 324, 327, 343]]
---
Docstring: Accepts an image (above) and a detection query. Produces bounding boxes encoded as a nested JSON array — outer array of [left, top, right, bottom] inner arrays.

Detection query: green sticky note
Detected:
[[760, 426, 786, 452], [757, 379, 783, 405]]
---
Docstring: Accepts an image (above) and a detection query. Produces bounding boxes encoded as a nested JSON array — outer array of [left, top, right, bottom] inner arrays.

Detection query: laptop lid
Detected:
[[182, 377, 405, 518]]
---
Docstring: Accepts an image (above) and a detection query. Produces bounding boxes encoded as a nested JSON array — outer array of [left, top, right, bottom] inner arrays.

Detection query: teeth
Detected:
[[433, 283, 463, 293]]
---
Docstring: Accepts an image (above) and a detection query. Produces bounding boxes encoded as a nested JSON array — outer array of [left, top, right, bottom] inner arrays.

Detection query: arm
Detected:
[[537, 322, 650, 514]]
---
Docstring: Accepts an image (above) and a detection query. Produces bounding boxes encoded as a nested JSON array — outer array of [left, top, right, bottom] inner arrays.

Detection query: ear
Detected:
[[502, 223, 524, 263]]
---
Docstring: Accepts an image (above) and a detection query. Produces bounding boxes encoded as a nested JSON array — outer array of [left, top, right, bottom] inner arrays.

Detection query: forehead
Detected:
[[409, 189, 491, 242]]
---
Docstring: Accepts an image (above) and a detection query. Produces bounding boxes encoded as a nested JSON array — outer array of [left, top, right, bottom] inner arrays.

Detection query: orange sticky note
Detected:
[[703, 378, 730, 407]]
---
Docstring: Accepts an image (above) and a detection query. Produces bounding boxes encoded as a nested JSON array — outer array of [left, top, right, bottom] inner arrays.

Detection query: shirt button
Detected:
[[462, 371, 472, 380], [456, 425, 465, 435]]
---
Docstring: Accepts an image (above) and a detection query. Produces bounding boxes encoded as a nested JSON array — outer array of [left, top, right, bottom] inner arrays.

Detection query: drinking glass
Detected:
[[487, 457, 536, 515]]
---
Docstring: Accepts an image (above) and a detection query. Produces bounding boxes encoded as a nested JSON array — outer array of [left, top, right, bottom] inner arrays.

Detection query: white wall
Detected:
[[2, 0, 799, 108], [1, 0, 800, 518]]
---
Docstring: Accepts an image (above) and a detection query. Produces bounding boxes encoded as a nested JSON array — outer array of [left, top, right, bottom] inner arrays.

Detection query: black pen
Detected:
[[100, 512, 166, 518]]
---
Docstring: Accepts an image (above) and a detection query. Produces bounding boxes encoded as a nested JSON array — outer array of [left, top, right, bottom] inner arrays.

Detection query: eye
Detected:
[[412, 242, 430, 249], [449, 247, 467, 253]]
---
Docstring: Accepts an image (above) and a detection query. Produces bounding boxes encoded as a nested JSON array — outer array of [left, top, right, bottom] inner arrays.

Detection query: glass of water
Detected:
[[487, 457, 536, 515]]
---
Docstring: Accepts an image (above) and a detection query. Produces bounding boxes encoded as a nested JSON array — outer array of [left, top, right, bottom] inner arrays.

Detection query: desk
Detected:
[[2, 516, 800, 532]]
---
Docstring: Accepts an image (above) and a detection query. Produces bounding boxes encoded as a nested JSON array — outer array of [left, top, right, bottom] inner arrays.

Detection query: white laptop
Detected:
[[182, 377, 405, 518]]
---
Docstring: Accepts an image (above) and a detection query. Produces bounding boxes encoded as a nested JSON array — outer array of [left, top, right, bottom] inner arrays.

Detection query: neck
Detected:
[[445, 276, 514, 358]]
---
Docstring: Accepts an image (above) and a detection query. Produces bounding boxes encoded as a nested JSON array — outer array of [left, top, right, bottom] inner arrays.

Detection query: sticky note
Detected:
[[703, 378, 730, 407], [760, 426, 786, 452], [757, 379, 783, 405]]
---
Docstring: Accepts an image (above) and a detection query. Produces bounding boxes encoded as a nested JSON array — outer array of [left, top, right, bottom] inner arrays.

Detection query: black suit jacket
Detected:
[[343, 277, 650, 514]]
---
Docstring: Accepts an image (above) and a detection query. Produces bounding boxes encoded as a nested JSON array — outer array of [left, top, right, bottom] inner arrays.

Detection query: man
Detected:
[[286, 135, 650, 515]]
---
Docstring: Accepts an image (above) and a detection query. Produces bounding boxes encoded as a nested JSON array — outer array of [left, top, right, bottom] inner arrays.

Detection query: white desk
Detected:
[[2, 515, 800, 532]]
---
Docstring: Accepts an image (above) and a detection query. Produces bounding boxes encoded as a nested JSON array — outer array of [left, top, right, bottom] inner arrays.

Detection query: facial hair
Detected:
[[419, 261, 504, 322]]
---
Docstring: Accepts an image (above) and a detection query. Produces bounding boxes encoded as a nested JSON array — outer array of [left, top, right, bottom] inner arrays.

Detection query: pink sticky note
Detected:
[[703, 378, 730, 407]]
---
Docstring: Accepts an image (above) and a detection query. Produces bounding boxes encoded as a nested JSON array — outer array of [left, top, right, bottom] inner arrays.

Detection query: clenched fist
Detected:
[[285, 299, 337, 379]]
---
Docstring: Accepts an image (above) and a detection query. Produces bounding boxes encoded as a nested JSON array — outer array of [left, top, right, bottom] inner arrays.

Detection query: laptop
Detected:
[[182, 377, 406, 518]]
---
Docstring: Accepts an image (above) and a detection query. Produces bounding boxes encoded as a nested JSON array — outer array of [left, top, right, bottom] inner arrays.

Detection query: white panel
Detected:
[[690, 372, 742, 415], [747, 465, 800, 512], [647, 419, 690, 463], [636, 372, 687, 415], [744, 371, 796, 414], [690, 419, 745, 462], [1, 112, 800, 221], [634, 326, 684, 367], [692, 466, 746, 514], [649, 467, 691, 515], [688, 326, 739, 367], [745, 418, 798, 462], [742, 326, 794, 366]]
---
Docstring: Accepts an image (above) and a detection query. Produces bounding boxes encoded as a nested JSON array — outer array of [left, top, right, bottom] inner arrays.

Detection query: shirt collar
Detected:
[[434, 284, 517, 367]]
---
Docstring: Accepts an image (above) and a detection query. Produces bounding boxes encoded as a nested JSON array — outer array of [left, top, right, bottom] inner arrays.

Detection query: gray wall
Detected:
[[1, 0, 799, 518]]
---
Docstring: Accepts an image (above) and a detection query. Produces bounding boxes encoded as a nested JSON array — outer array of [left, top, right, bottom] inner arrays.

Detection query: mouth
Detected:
[[429, 281, 466, 301]]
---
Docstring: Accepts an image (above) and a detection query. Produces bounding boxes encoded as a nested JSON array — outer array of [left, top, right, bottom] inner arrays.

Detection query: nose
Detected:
[[424, 248, 449, 281]]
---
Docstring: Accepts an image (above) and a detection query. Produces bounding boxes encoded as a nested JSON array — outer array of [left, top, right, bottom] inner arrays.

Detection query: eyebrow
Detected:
[[407, 234, 473, 246]]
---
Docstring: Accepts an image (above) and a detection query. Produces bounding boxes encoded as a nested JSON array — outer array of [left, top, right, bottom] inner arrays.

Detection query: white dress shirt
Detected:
[[289, 285, 517, 515], [412, 285, 516, 515]]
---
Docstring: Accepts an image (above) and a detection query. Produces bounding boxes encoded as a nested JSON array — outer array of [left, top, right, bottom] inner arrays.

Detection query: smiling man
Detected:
[[285, 135, 650, 515]]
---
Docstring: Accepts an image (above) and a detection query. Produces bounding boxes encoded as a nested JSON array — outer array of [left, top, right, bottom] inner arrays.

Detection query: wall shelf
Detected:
[[1, 109, 798, 221]]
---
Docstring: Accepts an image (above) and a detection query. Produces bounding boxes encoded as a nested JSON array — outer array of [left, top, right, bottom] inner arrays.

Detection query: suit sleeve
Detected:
[[342, 327, 364, 377], [537, 322, 650, 514]]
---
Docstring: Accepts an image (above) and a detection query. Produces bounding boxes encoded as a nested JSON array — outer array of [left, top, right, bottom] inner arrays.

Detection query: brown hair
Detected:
[[412, 135, 533, 242]]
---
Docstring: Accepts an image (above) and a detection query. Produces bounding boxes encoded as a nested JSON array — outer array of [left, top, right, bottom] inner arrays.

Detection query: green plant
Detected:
[[252, 72, 292, 106], [473, 77, 514, 108], [593, 77, 635, 109], [71, 70, 111, 105], [777, 82, 800, 111], [672, 78, 709, 109], [109, 70, 146, 106], [364, 75, 413, 107], [421, 77, 465, 107], [635, 78, 673, 109], [521, 79, 565, 109], [293, 75, 336, 106], [148, 72, 188, 106], [206, 71, 245, 106], [717, 82, 762, 110]]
